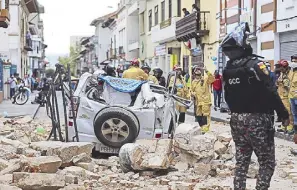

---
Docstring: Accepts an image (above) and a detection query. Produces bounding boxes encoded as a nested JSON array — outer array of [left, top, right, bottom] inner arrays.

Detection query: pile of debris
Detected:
[[0, 116, 263, 189], [0, 116, 52, 144]]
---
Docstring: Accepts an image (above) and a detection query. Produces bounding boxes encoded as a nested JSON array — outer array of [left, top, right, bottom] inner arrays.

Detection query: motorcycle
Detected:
[[12, 85, 31, 105]]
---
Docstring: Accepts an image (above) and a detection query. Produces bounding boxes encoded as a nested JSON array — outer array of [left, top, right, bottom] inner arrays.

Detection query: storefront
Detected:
[[280, 30, 297, 61], [154, 44, 179, 77]]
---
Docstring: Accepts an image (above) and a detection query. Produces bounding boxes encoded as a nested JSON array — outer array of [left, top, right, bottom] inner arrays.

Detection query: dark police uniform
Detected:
[[223, 56, 289, 190]]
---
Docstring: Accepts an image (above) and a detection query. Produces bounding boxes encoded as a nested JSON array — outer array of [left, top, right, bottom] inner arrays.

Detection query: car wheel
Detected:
[[94, 107, 139, 148]]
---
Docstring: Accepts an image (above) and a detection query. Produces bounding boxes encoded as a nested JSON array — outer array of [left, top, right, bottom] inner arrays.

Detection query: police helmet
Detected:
[[153, 67, 163, 75], [141, 64, 151, 72], [220, 22, 252, 59], [291, 54, 297, 62]]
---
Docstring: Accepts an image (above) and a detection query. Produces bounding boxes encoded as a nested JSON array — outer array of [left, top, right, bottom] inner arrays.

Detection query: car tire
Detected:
[[94, 107, 139, 148]]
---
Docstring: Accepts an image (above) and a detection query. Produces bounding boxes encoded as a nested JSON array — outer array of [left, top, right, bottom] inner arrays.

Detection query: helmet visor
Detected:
[[220, 22, 250, 49]]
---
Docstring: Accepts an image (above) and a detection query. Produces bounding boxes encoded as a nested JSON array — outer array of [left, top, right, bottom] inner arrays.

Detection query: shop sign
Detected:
[[155, 45, 166, 56]]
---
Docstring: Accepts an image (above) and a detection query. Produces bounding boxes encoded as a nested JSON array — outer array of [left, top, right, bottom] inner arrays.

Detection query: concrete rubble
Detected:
[[0, 116, 297, 189]]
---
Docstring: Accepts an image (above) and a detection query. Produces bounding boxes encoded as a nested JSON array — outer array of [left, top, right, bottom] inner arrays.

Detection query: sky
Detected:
[[38, 0, 119, 56]]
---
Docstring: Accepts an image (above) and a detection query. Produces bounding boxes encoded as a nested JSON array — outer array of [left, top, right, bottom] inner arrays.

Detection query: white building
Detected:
[[91, 12, 117, 65], [9, 0, 40, 77], [114, 0, 139, 62], [70, 36, 88, 49], [149, 0, 182, 76], [90, 0, 140, 69], [277, 0, 297, 61], [27, 3, 45, 78]]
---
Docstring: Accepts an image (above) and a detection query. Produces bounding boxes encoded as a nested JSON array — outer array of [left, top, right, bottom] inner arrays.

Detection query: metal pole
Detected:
[[67, 63, 79, 142], [61, 78, 69, 142]]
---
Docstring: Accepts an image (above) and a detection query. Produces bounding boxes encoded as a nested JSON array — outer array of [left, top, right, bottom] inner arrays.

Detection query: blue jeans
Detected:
[[213, 90, 222, 108], [290, 98, 297, 126]]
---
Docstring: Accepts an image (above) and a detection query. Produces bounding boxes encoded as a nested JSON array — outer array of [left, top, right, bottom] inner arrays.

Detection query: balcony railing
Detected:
[[176, 11, 210, 42], [0, 9, 10, 28]]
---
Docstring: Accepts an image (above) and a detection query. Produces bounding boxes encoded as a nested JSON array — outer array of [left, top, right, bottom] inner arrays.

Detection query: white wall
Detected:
[[277, 0, 297, 33], [8, 3, 21, 74], [126, 15, 139, 60], [256, 0, 275, 63], [96, 23, 112, 63], [0, 28, 9, 57]]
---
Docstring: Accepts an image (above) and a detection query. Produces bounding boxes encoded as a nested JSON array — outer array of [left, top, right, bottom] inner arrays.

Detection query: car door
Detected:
[[76, 88, 105, 135]]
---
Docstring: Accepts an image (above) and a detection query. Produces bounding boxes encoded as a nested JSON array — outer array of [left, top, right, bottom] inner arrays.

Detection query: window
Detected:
[[168, 0, 172, 18], [148, 10, 152, 31], [140, 13, 145, 34], [5, 0, 9, 10], [177, 0, 181, 17], [154, 6, 158, 25], [161, 1, 165, 21]]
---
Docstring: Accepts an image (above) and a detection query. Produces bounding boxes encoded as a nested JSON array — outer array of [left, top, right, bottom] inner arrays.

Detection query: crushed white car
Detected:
[[67, 72, 192, 154]]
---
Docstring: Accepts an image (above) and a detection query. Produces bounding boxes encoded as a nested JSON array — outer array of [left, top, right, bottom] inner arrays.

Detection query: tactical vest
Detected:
[[223, 57, 274, 114]]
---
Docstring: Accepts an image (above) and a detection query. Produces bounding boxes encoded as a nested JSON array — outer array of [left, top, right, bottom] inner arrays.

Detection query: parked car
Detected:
[[67, 72, 192, 154]]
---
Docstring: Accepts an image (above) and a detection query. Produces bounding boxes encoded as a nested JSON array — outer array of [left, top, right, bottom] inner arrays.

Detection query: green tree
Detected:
[[58, 46, 81, 76]]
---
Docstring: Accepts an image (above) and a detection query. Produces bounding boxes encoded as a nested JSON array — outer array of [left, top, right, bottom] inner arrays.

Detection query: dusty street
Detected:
[[0, 114, 297, 190]]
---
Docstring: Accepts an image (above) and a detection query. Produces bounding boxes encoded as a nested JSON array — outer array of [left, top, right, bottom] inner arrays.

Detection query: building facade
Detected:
[[0, 0, 44, 102], [27, 4, 46, 78], [150, 0, 181, 76], [277, 0, 297, 61], [176, 0, 218, 76], [91, 12, 117, 65]]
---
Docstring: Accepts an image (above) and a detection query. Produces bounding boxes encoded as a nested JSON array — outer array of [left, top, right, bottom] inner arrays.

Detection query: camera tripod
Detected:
[[39, 63, 79, 142]]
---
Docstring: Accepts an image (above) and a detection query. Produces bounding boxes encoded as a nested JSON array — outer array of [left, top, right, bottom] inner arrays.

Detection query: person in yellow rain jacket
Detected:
[[168, 65, 189, 124], [141, 64, 158, 84], [277, 59, 294, 133], [191, 67, 215, 133], [122, 59, 148, 81], [288, 54, 297, 136]]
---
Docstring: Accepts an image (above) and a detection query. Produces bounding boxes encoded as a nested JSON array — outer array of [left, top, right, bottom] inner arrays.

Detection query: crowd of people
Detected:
[[6, 73, 38, 99], [107, 58, 223, 134]]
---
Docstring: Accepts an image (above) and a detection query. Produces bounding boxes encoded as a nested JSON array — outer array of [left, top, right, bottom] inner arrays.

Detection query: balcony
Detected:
[[24, 38, 33, 51], [128, 40, 139, 51], [175, 11, 210, 42], [0, 9, 10, 28], [151, 17, 181, 44], [128, 0, 139, 16]]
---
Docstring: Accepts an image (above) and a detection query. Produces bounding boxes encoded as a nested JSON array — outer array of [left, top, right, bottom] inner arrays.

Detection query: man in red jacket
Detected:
[[212, 70, 222, 111]]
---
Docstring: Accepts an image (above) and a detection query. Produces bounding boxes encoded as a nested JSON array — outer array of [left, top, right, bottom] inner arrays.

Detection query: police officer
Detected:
[[221, 22, 289, 190]]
